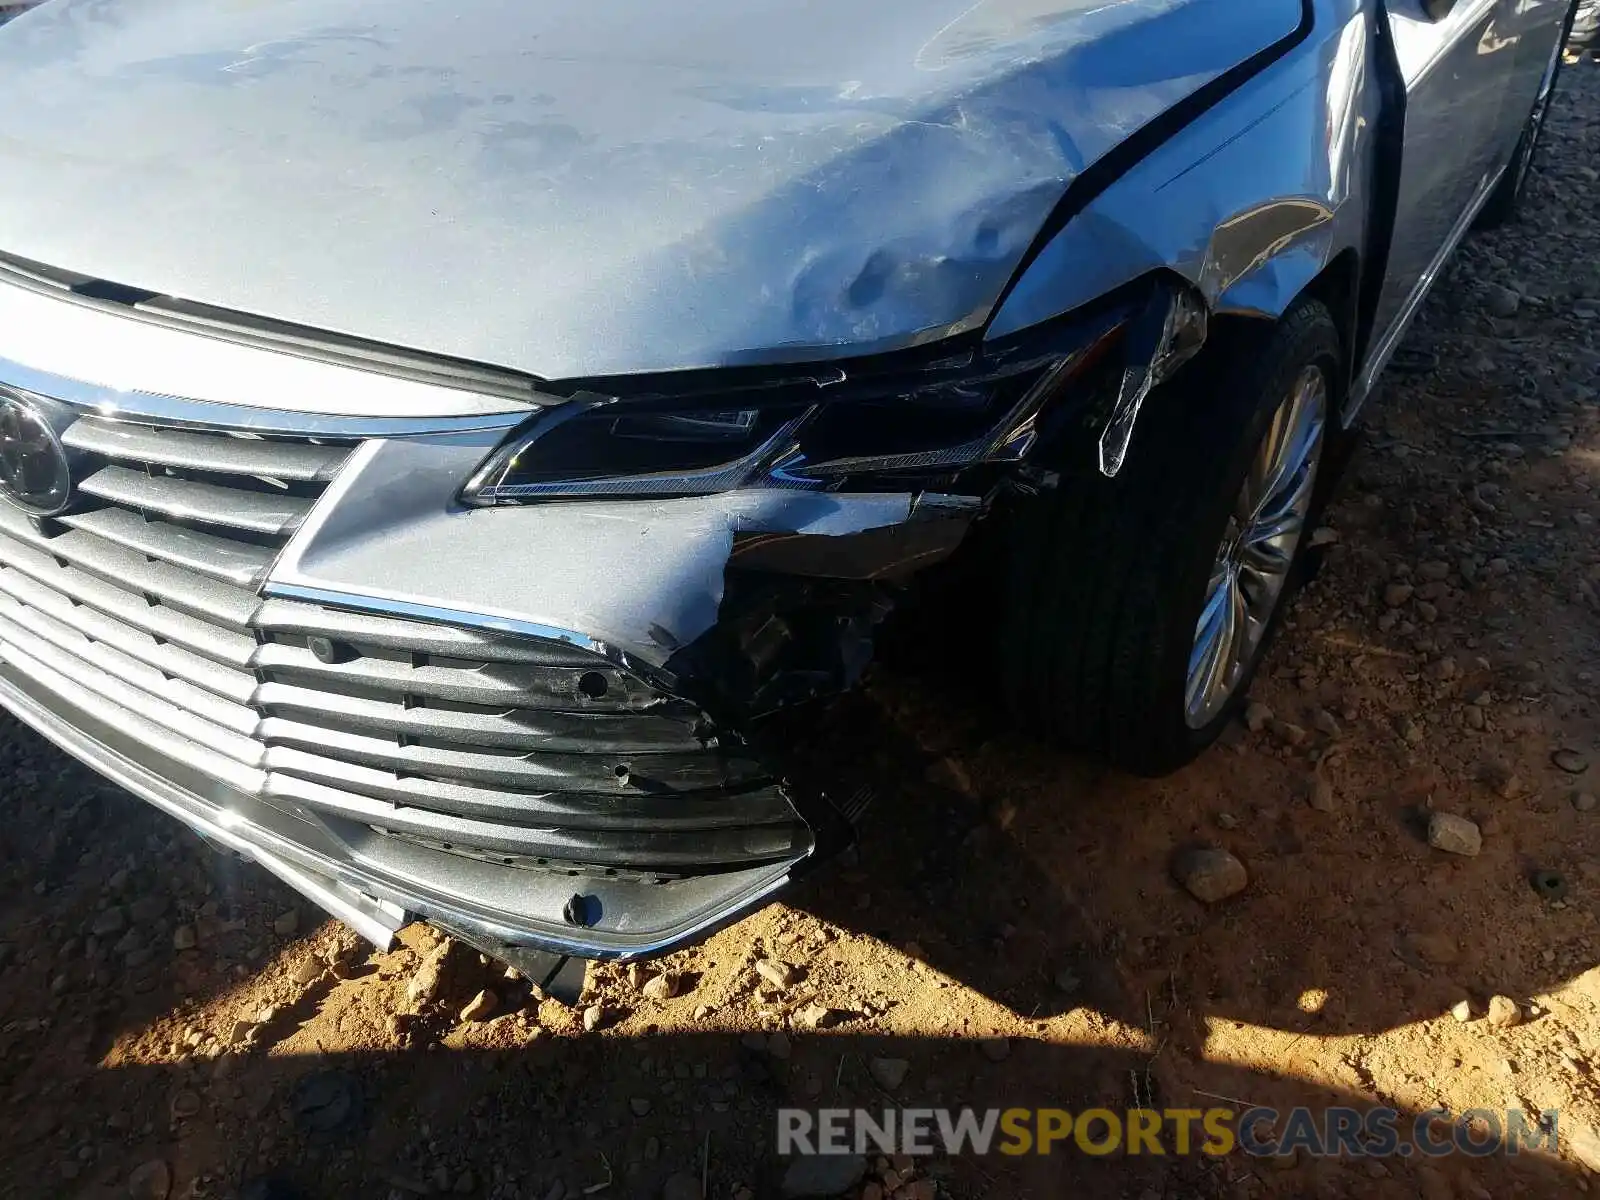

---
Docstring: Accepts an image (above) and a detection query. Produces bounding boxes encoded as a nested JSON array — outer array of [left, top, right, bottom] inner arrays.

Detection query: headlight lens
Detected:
[[461, 283, 1184, 506]]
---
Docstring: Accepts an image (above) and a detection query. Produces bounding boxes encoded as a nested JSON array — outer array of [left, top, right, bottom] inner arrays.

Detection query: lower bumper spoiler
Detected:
[[0, 658, 809, 980]]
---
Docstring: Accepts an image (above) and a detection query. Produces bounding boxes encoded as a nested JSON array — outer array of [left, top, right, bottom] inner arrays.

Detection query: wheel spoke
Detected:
[[1186, 566, 1233, 715], [1185, 364, 1328, 729]]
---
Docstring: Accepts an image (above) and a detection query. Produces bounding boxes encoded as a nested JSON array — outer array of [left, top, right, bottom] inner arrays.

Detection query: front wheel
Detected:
[[998, 299, 1341, 775]]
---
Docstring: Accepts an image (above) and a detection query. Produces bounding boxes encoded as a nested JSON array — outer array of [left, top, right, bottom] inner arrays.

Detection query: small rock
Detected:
[[129, 895, 167, 923], [582, 1004, 604, 1032], [1413, 933, 1459, 966], [1575, 792, 1598, 813], [766, 1031, 792, 1060], [1418, 560, 1450, 582], [1383, 582, 1414, 608], [641, 972, 679, 1001], [1427, 812, 1482, 857], [662, 1173, 702, 1200], [1464, 705, 1486, 731], [629, 1097, 652, 1116], [1486, 995, 1521, 1028], [169, 1090, 201, 1120], [868, 1057, 910, 1092], [979, 1037, 1011, 1062], [754, 959, 799, 990], [1272, 721, 1308, 748], [795, 1003, 841, 1030], [1553, 748, 1590, 775], [779, 1155, 867, 1199], [1312, 709, 1341, 738], [1305, 774, 1338, 813], [272, 909, 299, 937], [1485, 284, 1521, 318], [291, 957, 324, 987], [1451, 1000, 1473, 1023], [1244, 701, 1274, 733], [452, 1169, 476, 1195], [1171, 846, 1249, 903], [128, 1159, 171, 1200], [171, 925, 197, 952], [459, 989, 498, 1023], [91, 907, 127, 937], [1053, 969, 1081, 994], [405, 945, 448, 1010]]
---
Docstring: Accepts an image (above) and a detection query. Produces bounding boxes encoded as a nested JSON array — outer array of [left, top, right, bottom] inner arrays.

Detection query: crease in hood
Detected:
[[0, 0, 1302, 381]]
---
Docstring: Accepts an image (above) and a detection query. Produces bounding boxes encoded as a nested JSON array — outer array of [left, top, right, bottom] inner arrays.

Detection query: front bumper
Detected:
[[0, 269, 978, 972]]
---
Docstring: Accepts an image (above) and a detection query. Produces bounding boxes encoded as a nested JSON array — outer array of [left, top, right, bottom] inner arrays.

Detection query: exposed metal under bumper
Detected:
[[0, 655, 807, 960]]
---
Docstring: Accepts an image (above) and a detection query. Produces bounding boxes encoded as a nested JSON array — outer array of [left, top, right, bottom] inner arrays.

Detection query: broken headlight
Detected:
[[461, 278, 1204, 505]]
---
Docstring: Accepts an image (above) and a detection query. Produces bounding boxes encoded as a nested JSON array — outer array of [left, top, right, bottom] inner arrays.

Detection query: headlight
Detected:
[[461, 277, 1203, 505]]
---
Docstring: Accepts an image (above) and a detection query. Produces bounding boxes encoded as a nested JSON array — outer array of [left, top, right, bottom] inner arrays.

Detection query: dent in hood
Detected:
[[0, 0, 1301, 379]]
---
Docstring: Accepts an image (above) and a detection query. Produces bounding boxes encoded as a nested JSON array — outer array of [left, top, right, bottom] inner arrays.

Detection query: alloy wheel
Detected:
[[1184, 365, 1327, 729]]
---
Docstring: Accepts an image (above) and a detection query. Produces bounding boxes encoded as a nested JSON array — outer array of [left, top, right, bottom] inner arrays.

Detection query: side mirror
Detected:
[[1423, 0, 1458, 18]]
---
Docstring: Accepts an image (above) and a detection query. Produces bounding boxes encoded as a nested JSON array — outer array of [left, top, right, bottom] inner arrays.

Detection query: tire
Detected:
[[998, 299, 1341, 776], [1478, 2, 1576, 228]]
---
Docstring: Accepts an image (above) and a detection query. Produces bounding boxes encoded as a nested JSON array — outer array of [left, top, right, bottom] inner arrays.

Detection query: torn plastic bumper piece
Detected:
[[1098, 278, 1209, 477]]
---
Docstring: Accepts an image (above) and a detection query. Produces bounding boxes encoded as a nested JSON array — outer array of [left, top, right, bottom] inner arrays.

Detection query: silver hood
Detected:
[[0, 0, 1300, 381]]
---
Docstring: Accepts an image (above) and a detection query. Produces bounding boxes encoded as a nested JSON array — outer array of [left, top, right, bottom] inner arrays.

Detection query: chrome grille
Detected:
[[0, 414, 799, 873]]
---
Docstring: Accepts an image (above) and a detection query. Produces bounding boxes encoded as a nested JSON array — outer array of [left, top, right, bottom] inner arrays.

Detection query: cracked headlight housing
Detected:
[[461, 279, 1201, 505]]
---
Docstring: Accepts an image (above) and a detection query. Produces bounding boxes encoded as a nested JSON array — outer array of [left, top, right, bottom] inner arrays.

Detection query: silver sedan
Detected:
[[0, 0, 1577, 984]]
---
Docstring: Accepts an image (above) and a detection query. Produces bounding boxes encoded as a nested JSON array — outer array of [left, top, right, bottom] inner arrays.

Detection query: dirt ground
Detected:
[[3, 57, 1600, 1200]]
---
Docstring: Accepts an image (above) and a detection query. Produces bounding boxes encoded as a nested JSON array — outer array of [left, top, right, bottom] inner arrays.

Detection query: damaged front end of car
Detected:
[[0, 259, 1207, 998]]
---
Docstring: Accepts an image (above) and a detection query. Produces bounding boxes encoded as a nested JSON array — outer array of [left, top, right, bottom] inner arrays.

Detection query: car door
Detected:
[[1492, 0, 1573, 165], [1360, 0, 1520, 398]]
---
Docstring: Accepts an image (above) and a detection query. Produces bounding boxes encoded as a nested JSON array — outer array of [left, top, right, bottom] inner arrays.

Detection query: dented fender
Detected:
[[989, 0, 1376, 340]]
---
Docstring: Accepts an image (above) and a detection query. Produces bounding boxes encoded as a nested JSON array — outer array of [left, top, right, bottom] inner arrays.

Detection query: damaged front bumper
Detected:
[[0, 261, 1196, 977]]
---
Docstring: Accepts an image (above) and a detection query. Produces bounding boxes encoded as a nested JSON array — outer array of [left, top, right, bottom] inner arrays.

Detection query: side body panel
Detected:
[[1366, 0, 1518, 361]]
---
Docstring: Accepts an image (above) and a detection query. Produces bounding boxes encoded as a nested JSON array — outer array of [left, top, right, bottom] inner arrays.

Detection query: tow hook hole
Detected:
[[578, 671, 609, 700], [563, 893, 597, 927], [613, 764, 630, 783]]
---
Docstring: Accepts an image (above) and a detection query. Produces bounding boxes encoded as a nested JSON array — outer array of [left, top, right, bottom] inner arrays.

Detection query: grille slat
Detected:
[[59, 506, 277, 588], [264, 743, 792, 829], [0, 564, 256, 704], [259, 716, 762, 793], [79, 465, 313, 536], [62, 417, 348, 481], [0, 592, 262, 742], [0, 532, 256, 666], [0, 503, 259, 629], [266, 771, 805, 867], [252, 681, 708, 754], [253, 640, 669, 711], [254, 598, 606, 666]]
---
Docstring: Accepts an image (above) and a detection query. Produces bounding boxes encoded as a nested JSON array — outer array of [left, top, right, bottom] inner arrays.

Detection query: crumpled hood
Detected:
[[0, 0, 1300, 381]]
